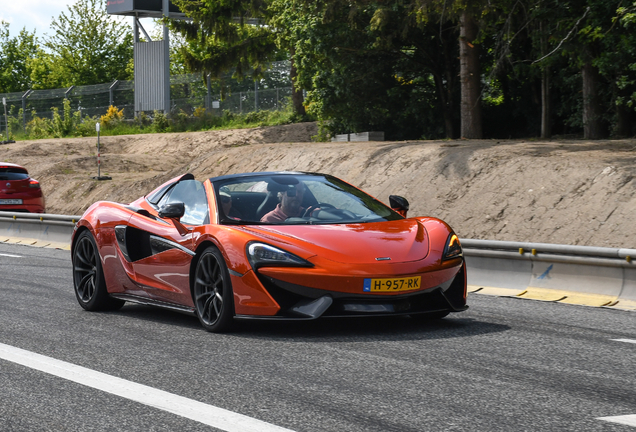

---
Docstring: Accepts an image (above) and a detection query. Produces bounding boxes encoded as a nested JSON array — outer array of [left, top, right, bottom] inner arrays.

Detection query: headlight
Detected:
[[246, 242, 313, 269], [443, 233, 462, 260]]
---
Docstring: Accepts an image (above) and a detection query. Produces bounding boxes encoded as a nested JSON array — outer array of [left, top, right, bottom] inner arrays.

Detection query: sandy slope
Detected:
[[2, 122, 635, 248]]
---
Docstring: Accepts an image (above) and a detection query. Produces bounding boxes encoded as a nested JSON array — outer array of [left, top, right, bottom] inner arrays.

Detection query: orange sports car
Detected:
[[72, 172, 467, 332]]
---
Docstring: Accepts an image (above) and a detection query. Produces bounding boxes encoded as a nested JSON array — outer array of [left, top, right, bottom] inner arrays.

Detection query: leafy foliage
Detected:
[[0, 22, 39, 93], [29, 0, 133, 89], [100, 106, 125, 129]]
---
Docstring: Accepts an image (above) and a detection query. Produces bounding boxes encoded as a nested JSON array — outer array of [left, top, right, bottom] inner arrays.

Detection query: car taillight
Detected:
[[29, 180, 40, 188]]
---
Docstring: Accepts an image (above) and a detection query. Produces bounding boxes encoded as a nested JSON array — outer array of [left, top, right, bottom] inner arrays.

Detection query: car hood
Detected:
[[242, 219, 429, 264]]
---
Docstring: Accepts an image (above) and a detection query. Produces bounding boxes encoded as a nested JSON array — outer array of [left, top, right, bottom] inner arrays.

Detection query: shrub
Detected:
[[134, 111, 151, 127], [75, 115, 100, 137], [26, 111, 53, 139], [7, 107, 25, 139], [100, 105, 125, 128], [193, 106, 207, 118], [152, 110, 170, 132], [51, 99, 77, 138]]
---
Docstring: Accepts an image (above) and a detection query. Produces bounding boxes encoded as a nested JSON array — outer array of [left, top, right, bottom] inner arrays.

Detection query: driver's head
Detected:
[[219, 187, 232, 215], [279, 182, 305, 216]]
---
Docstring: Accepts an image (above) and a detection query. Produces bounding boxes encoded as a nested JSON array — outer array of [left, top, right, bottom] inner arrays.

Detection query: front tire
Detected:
[[72, 230, 125, 311], [193, 246, 234, 332]]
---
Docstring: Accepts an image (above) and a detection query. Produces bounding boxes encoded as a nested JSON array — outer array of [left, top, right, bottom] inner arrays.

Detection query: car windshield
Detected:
[[212, 173, 403, 225], [0, 167, 28, 180]]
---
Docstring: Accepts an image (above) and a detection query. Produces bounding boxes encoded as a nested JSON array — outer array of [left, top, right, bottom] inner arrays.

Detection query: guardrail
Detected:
[[1, 211, 634, 310], [462, 239, 636, 310], [0, 210, 81, 248]]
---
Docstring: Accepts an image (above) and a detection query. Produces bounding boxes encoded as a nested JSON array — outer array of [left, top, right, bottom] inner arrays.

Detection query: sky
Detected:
[[0, 0, 130, 40], [1, 1, 75, 38]]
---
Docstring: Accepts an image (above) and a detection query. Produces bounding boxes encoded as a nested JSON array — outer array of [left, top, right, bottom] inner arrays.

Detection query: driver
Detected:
[[260, 182, 307, 223]]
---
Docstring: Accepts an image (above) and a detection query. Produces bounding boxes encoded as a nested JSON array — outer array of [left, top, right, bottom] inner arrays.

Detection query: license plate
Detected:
[[363, 276, 421, 292], [0, 199, 22, 205]]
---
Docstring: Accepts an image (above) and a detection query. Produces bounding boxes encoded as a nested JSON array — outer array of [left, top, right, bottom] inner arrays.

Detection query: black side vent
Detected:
[[149, 235, 177, 255], [115, 226, 153, 262], [115, 225, 130, 261]]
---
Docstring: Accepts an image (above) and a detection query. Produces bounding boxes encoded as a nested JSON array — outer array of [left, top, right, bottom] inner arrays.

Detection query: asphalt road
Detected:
[[1, 242, 635, 432]]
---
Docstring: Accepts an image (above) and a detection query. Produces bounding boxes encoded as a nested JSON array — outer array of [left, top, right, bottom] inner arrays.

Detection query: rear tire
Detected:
[[192, 247, 234, 332], [72, 230, 125, 311]]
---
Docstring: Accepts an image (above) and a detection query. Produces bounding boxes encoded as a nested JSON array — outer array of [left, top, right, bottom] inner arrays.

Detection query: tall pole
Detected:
[[96, 123, 101, 178], [92, 123, 111, 180]]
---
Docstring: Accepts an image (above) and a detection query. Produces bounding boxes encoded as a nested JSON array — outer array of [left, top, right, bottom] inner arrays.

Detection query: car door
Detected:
[[126, 179, 209, 307]]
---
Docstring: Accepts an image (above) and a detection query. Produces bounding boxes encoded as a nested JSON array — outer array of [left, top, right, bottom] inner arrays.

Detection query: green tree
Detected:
[[615, 1, 636, 135], [0, 21, 39, 93], [270, 0, 463, 139], [169, 0, 306, 114], [29, 0, 133, 89]]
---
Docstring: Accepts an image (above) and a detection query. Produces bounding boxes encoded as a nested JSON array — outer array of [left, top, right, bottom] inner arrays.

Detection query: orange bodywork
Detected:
[[71, 173, 467, 320]]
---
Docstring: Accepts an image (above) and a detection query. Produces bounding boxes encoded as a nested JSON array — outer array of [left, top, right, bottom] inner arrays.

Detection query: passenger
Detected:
[[260, 182, 307, 223]]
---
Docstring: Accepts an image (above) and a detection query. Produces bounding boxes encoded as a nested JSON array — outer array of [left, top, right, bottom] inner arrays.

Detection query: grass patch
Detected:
[[5, 99, 312, 141]]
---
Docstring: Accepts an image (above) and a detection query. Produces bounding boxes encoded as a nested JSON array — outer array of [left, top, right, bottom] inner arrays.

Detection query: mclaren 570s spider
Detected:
[[72, 172, 467, 332]]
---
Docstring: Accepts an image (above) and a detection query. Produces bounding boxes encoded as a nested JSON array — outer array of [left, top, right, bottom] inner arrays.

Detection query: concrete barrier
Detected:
[[463, 239, 636, 311], [0, 211, 80, 250]]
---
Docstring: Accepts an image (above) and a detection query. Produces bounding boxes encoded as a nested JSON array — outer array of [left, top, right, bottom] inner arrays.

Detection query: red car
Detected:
[[0, 163, 45, 213], [72, 172, 467, 332]]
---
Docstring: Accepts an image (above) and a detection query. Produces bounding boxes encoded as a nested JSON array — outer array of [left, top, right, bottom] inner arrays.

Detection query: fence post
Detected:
[[109, 80, 119, 107], [276, 88, 279, 110], [206, 74, 211, 111], [254, 81, 258, 111], [2, 98, 7, 141], [64, 86, 74, 109], [22, 90, 32, 133], [240, 92, 243, 113]]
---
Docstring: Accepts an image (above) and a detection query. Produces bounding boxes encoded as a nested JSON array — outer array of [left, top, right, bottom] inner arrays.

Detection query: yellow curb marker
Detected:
[[607, 299, 636, 311], [517, 287, 617, 306], [470, 285, 630, 309], [467, 285, 526, 296], [0, 236, 70, 250]]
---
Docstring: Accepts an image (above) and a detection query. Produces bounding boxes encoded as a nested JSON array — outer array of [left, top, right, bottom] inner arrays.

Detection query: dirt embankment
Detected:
[[2, 122, 635, 248]]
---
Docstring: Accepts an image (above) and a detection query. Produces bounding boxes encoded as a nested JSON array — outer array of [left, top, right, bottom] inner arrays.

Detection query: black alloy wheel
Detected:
[[193, 246, 234, 332], [72, 230, 125, 311]]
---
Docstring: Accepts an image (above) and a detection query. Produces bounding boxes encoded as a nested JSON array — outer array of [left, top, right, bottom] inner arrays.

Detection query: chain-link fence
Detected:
[[0, 61, 292, 134]]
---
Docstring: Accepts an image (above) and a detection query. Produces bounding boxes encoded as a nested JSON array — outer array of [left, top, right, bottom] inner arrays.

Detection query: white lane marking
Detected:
[[598, 414, 636, 427], [0, 253, 22, 258], [0, 342, 295, 432], [611, 339, 636, 344]]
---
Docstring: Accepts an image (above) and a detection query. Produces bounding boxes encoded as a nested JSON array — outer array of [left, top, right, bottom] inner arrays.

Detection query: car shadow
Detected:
[[109, 304, 202, 330], [108, 305, 510, 342], [232, 314, 510, 342]]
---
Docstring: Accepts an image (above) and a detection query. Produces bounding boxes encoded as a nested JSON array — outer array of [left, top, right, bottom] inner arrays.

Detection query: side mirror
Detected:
[[389, 195, 409, 218], [158, 202, 189, 236], [158, 202, 185, 220]]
